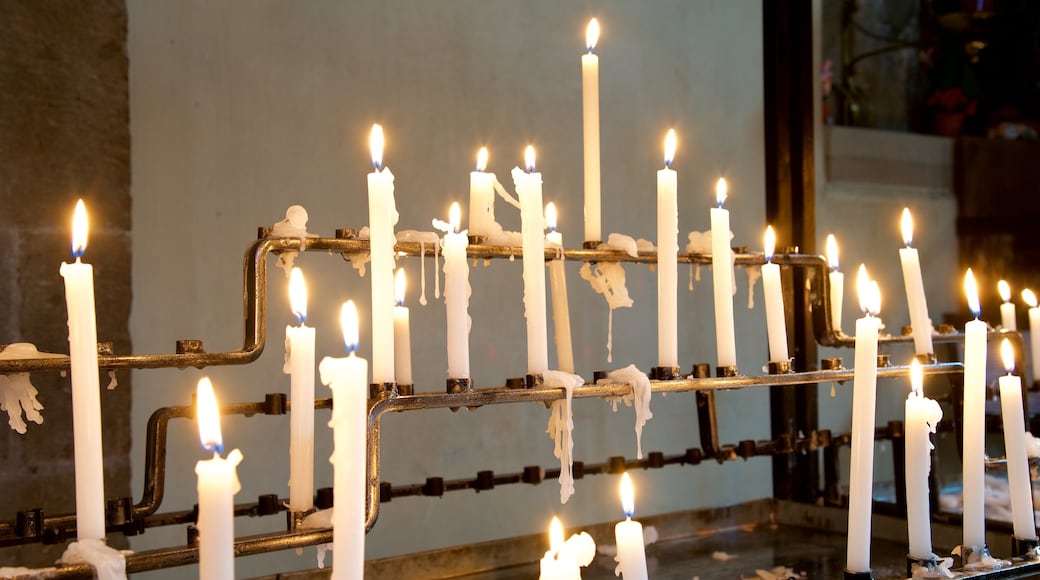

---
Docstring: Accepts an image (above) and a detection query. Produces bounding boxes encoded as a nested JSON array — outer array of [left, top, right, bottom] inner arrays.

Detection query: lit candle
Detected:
[[962, 268, 988, 549], [657, 130, 678, 369], [539, 516, 580, 580], [285, 267, 315, 512], [998, 339, 1038, 542], [195, 377, 244, 580], [898, 208, 934, 357], [710, 178, 737, 369], [513, 146, 549, 375], [582, 18, 601, 244], [905, 359, 943, 560], [318, 302, 369, 580], [1022, 289, 1040, 383], [614, 473, 648, 580], [469, 147, 494, 239], [545, 203, 574, 373], [999, 280, 1017, 331], [367, 124, 396, 385], [58, 199, 106, 541], [826, 234, 844, 333], [846, 265, 881, 574], [393, 269, 413, 386], [762, 226, 789, 363], [440, 203, 471, 380]]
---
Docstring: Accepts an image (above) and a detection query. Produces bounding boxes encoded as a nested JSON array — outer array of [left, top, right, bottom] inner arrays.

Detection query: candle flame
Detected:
[[586, 18, 600, 51], [476, 147, 489, 172], [964, 268, 981, 319], [900, 208, 913, 247], [449, 202, 461, 233], [196, 377, 223, 454], [869, 281, 881, 316], [545, 202, 558, 232], [71, 199, 89, 258], [856, 264, 870, 314], [549, 516, 564, 553], [370, 124, 384, 170], [620, 472, 636, 518], [289, 267, 308, 324], [764, 226, 776, 262], [910, 358, 923, 398], [999, 279, 1012, 303], [1001, 338, 1015, 374], [715, 178, 727, 208], [663, 128, 676, 168], [825, 234, 839, 271], [524, 145, 536, 173], [341, 300, 359, 354], [1024, 289, 1038, 309], [394, 268, 406, 307]]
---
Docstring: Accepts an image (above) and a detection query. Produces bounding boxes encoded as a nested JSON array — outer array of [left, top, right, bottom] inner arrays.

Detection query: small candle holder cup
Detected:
[[369, 382, 396, 400], [582, 240, 602, 249], [446, 377, 472, 394], [767, 360, 791, 375], [592, 370, 609, 384], [914, 353, 937, 365], [288, 508, 315, 532], [691, 363, 712, 379], [467, 234, 487, 245], [876, 354, 891, 368], [716, 365, 739, 378], [525, 373, 544, 388], [821, 357, 844, 370], [1012, 537, 1040, 559], [843, 570, 873, 580], [505, 377, 526, 389], [651, 366, 681, 380], [396, 384, 414, 396]]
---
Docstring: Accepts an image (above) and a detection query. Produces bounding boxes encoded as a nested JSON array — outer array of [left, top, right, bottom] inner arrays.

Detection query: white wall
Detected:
[[128, 2, 771, 577]]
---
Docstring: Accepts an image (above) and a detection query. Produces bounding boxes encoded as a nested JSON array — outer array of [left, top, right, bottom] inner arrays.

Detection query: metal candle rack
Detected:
[[1, 231, 1036, 578]]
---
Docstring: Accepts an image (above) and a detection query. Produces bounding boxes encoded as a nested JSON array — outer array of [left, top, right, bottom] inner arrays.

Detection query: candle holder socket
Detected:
[[105, 496, 133, 527], [467, 234, 488, 245], [264, 392, 287, 415], [901, 325, 914, 336], [731, 246, 749, 255], [876, 354, 891, 368], [582, 240, 602, 249], [1012, 537, 1040, 559], [475, 470, 495, 491], [97, 342, 114, 356], [505, 377, 526, 389], [176, 339, 205, 354], [647, 451, 665, 468], [257, 226, 273, 239], [651, 366, 681, 380], [683, 448, 703, 465], [843, 570, 873, 579], [379, 481, 393, 503], [914, 353, 938, 365], [334, 228, 359, 239], [906, 554, 942, 578], [821, 357, 844, 370], [716, 365, 739, 378], [257, 494, 280, 516], [314, 487, 334, 510], [767, 360, 792, 375], [592, 370, 609, 383], [186, 524, 200, 546], [15, 508, 43, 538], [369, 382, 397, 400], [607, 456, 627, 474], [521, 466, 544, 484], [446, 378, 472, 394], [525, 373, 544, 388], [422, 477, 445, 497], [396, 383, 414, 396], [691, 363, 712, 379]]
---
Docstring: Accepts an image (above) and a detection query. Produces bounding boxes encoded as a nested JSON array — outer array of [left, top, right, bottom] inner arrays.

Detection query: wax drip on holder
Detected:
[[1012, 537, 1040, 559]]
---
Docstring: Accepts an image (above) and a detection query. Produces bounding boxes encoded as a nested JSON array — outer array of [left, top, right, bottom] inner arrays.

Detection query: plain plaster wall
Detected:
[[127, 2, 771, 577]]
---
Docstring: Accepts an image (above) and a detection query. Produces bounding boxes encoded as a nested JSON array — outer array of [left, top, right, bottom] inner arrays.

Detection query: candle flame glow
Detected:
[[525, 145, 536, 173], [999, 280, 1012, 303], [341, 300, 360, 354], [549, 516, 564, 553], [449, 202, 461, 234], [1023, 289, 1038, 309], [1001, 338, 1015, 374], [71, 199, 89, 258], [370, 124, 384, 170], [476, 147, 489, 172], [289, 267, 308, 324], [586, 18, 600, 51], [196, 377, 223, 454], [764, 226, 776, 263], [825, 234, 839, 271], [910, 358, 923, 398], [857, 264, 870, 314], [715, 178, 728, 208], [545, 202, 558, 232], [620, 472, 636, 518], [901, 208, 914, 247], [964, 268, 981, 319], [868, 281, 881, 316], [394, 268, 406, 307], [663, 128, 676, 168]]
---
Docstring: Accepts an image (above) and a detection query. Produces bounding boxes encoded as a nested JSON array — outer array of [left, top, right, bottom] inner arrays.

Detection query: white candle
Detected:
[[762, 226, 789, 363], [614, 473, 648, 580], [195, 377, 244, 580], [710, 178, 737, 369], [898, 208, 934, 357], [393, 269, 413, 386], [285, 267, 315, 512], [999, 280, 1017, 331], [59, 199, 106, 541], [905, 359, 943, 559], [581, 18, 601, 244], [846, 265, 881, 574], [545, 203, 574, 373], [998, 339, 1038, 541], [1023, 289, 1040, 383], [539, 516, 580, 580], [367, 124, 396, 385], [826, 234, 844, 333], [441, 203, 471, 380], [469, 147, 494, 239], [962, 268, 988, 549], [657, 130, 678, 369], [514, 146, 549, 375], [319, 302, 369, 580]]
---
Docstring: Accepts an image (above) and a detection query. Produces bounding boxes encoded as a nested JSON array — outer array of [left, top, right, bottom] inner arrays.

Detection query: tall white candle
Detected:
[[1023, 289, 1040, 383], [962, 269, 988, 549], [905, 359, 943, 559], [545, 203, 574, 374], [710, 178, 737, 369], [614, 473, 648, 580], [539, 516, 580, 580], [195, 377, 243, 580], [367, 124, 396, 385], [514, 146, 549, 375], [826, 234, 844, 333], [581, 18, 601, 244], [762, 226, 789, 363], [59, 199, 106, 541], [319, 302, 369, 580], [999, 280, 1017, 331], [657, 130, 678, 369], [440, 203, 471, 380], [469, 147, 494, 239], [998, 339, 1038, 541], [393, 269, 413, 386], [898, 208, 934, 357], [285, 267, 315, 512], [846, 265, 881, 574]]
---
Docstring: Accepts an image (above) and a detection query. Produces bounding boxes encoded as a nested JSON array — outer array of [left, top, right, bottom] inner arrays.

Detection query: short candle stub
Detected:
[[334, 228, 359, 240], [651, 366, 681, 380], [691, 363, 712, 379], [906, 554, 941, 578], [525, 373, 545, 388], [583, 240, 602, 249], [876, 354, 891, 368], [716, 365, 739, 378], [446, 377, 472, 394], [369, 382, 397, 400], [505, 377, 526, 389], [1011, 537, 1040, 559], [467, 234, 488, 245], [396, 384, 414, 396], [821, 357, 844, 370], [767, 360, 792, 375], [843, 570, 874, 580], [914, 353, 937, 365]]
